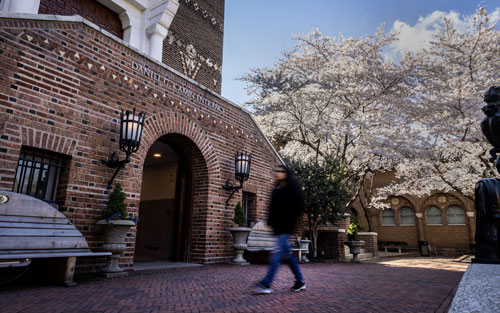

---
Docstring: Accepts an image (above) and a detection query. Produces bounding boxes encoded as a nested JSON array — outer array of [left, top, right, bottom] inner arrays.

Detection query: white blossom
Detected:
[[243, 7, 500, 213]]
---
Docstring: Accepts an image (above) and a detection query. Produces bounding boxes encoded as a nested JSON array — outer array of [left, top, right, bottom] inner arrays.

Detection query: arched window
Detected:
[[399, 207, 415, 225], [446, 205, 465, 225], [349, 208, 358, 220], [381, 208, 395, 225], [425, 206, 442, 225]]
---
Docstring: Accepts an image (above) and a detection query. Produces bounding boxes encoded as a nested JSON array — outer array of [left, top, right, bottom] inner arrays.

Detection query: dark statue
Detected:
[[474, 86, 500, 263]]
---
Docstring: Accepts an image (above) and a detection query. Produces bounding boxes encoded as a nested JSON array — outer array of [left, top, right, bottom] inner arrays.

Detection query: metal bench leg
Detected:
[[63, 257, 77, 287]]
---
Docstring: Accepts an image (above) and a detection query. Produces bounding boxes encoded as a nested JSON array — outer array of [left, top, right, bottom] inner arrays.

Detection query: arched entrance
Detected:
[[135, 133, 205, 262]]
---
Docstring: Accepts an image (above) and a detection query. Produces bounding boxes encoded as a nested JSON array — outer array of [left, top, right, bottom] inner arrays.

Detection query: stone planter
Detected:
[[344, 240, 365, 263], [228, 227, 252, 265], [97, 219, 135, 275]]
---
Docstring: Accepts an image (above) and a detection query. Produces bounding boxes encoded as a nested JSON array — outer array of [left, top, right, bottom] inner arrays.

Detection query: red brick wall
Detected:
[[162, 0, 224, 93], [352, 179, 474, 253], [317, 230, 346, 260], [0, 17, 279, 269], [38, 0, 123, 39]]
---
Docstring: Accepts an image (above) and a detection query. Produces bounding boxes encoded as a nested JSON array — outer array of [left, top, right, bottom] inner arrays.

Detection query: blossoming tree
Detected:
[[242, 27, 418, 229], [374, 7, 500, 206], [243, 6, 500, 229]]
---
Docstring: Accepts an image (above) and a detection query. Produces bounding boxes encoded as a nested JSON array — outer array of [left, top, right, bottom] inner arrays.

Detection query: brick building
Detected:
[[0, 0, 284, 270], [0, 1, 473, 272], [350, 171, 475, 255]]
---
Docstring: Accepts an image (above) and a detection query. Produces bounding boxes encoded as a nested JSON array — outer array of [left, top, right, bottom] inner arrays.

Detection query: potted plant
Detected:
[[227, 202, 252, 265], [97, 184, 138, 275], [344, 220, 365, 263]]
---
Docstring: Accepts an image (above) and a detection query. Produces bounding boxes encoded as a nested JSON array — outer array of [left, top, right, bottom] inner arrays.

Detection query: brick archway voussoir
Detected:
[[139, 111, 220, 180], [21, 127, 79, 156]]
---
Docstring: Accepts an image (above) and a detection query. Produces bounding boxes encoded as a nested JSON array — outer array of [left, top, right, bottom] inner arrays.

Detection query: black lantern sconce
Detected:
[[222, 152, 251, 206], [103, 108, 146, 189]]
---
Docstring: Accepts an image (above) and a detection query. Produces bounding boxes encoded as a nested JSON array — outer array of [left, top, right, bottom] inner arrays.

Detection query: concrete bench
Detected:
[[0, 191, 110, 286], [245, 221, 309, 263], [381, 245, 404, 253], [246, 221, 276, 258]]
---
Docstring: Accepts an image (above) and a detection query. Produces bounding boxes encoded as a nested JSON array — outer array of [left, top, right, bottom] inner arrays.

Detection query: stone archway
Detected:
[[131, 111, 221, 264], [135, 132, 209, 263]]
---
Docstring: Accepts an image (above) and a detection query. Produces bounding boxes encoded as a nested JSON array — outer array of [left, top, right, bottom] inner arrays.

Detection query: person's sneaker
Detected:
[[252, 282, 272, 294], [291, 281, 306, 292]]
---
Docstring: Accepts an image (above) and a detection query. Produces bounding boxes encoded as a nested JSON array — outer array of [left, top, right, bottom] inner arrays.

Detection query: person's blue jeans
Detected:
[[261, 234, 304, 287]]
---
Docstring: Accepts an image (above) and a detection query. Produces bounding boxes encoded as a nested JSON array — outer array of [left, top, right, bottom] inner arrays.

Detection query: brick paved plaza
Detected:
[[0, 257, 468, 313]]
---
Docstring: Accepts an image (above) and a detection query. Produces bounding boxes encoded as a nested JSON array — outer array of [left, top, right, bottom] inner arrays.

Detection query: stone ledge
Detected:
[[448, 263, 500, 312]]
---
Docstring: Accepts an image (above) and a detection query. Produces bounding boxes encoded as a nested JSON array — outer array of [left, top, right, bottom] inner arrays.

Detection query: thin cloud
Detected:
[[384, 8, 500, 61]]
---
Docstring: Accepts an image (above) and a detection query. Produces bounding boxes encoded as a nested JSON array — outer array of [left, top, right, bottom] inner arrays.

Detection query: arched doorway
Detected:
[[135, 133, 204, 262]]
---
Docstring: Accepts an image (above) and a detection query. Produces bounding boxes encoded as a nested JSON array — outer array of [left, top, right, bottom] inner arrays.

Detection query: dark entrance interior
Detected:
[[135, 137, 192, 262]]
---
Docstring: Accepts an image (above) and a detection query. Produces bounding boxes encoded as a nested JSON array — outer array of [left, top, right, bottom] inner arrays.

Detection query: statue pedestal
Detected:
[[448, 263, 500, 312], [471, 258, 500, 265]]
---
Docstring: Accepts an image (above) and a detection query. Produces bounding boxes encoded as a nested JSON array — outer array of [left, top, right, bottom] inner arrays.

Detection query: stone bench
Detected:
[[246, 221, 275, 262], [381, 245, 404, 253], [0, 191, 110, 286], [245, 220, 309, 263]]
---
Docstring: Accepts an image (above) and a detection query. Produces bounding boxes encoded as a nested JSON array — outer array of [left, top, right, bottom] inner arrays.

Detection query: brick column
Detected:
[[359, 232, 378, 256], [317, 229, 346, 261], [415, 212, 426, 241], [466, 211, 475, 249]]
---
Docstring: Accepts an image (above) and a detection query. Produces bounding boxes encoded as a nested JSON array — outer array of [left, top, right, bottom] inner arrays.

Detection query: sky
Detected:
[[221, 0, 500, 106]]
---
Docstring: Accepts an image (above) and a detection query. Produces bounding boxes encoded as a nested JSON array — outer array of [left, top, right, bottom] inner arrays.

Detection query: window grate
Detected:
[[12, 148, 65, 203]]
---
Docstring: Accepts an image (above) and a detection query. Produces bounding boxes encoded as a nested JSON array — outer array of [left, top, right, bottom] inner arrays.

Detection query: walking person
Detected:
[[252, 165, 306, 294]]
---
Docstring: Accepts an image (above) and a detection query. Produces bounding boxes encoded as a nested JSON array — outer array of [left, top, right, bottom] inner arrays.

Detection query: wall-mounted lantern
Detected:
[[103, 108, 146, 189], [222, 152, 251, 206]]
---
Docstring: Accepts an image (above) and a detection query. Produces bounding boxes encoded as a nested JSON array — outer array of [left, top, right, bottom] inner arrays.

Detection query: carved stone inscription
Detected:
[[131, 61, 223, 112]]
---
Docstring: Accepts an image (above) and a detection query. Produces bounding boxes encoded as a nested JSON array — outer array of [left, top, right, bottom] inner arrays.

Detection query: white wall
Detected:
[[0, 0, 40, 13], [97, 0, 179, 61]]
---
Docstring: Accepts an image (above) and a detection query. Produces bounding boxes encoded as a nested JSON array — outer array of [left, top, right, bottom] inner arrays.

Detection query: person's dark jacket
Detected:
[[267, 175, 305, 235]]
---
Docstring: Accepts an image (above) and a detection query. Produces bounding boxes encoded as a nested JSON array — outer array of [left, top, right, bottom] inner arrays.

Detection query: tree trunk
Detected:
[[360, 200, 373, 232], [311, 225, 319, 258], [359, 173, 374, 232]]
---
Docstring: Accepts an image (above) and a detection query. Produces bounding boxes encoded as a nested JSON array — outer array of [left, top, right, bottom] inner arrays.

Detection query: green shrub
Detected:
[[101, 184, 138, 224], [347, 221, 360, 241], [233, 202, 246, 226], [377, 240, 408, 246]]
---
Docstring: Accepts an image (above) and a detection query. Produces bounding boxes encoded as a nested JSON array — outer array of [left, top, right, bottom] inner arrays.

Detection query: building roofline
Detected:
[[0, 12, 284, 165]]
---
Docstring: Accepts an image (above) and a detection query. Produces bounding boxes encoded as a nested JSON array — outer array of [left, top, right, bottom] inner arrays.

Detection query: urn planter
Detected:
[[298, 237, 312, 263], [344, 240, 365, 263], [228, 227, 252, 265], [97, 219, 136, 274]]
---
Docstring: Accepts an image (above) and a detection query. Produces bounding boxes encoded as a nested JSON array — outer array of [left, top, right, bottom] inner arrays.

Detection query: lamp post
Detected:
[[222, 152, 251, 206], [103, 108, 145, 189]]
